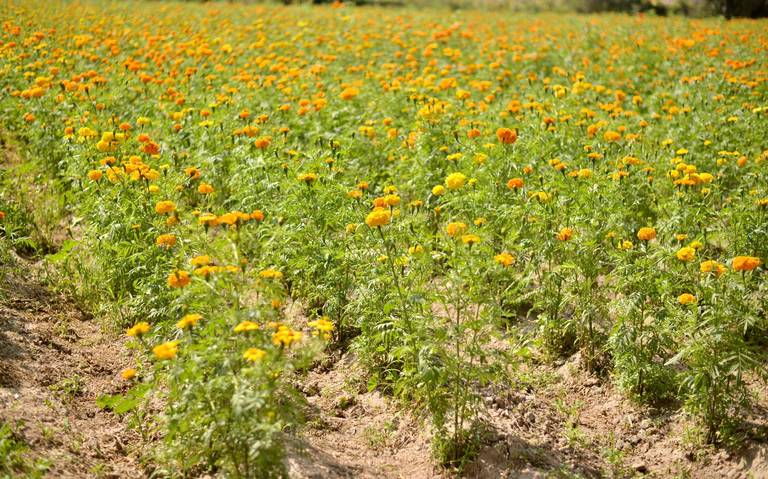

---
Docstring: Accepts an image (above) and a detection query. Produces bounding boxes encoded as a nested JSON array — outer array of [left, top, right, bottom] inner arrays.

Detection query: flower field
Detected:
[[1, 0, 767, 476]]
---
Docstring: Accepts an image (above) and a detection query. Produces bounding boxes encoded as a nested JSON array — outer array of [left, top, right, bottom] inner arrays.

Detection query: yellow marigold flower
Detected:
[[637, 227, 656, 241], [531, 191, 550, 203], [259, 269, 284, 280], [176, 313, 202, 330], [87, 169, 103, 181], [675, 233, 688, 242], [197, 183, 214, 194], [126, 322, 150, 338], [155, 233, 177, 248], [120, 368, 137, 381], [446, 222, 467, 237], [272, 325, 302, 347], [432, 185, 446, 196], [243, 347, 267, 363], [298, 172, 318, 184], [461, 234, 481, 246], [732, 256, 761, 272], [676, 247, 696, 262], [191, 255, 212, 267], [700, 260, 726, 277], [308, 316, 335, 333], [168, 270, 191, 288], [678, 293, 697, 305], [155, 200, 176, 215], [408, 245, 424, 254], [153, 341, 179, 360], [619, 240, 633, 250], [199, 213, 218, 227], [348, 190, 362, 199], [345, 223, 358, 234], [445, 172, 467, 190], [688, 240, 703, 250], [494, 252, 515, 267], [384, 194, 401, 206], [234, 321, 260, 333], [365, 208, 390, 228], [556, 227, 574, 241]]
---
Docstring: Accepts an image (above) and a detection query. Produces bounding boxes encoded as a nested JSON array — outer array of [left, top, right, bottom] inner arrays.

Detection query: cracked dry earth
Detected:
[[0, 257, 140, 478]]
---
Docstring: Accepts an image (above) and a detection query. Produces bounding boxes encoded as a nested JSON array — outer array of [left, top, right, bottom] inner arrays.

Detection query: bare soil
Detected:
[[289, 350, 768, 479], [0, 255, 141, 478]]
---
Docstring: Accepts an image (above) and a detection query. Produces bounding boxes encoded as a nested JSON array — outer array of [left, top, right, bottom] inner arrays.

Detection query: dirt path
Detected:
[[0, 255, 140, 478]]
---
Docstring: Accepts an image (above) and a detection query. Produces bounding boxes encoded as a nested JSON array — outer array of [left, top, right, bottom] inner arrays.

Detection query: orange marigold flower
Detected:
[[496, 127, 517, 144], [156, 233, 177, 248], [495, 252, 515, 266], [732, 256, 761, 272], [678, 293, 696, 305], [197, 183, 214, 194], [167, 270, 191, 288], [637, 227, 656, 241], [507, 177, 523, 190], [155, 200, 176, 215], [556, 227, 574, 241]]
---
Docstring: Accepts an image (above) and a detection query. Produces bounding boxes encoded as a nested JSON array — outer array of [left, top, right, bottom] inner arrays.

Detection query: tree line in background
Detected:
[[186, 0, 768, 17]]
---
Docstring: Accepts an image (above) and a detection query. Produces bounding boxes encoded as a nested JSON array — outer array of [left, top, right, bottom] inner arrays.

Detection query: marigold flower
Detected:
[[556, 227, 574, 241], [87, 169, 103, 181], [676, 247, 696, 262], [732, 256, 761, 272], [383, 194, 400, 206], [250, 210, 265, 221], [461, 234, 481, 246], [243, 347, 267, 362], [308, 316, 335, 333], [259, 269, 284, 280], [495, 252, 515, 266], [272, 325, 302, 347], [700, 260, 726, 277], [445, 172, 467, 190], [234, 321, 260, 333], [619, 240, 633, 250], [446, 222, 467, 237], [298, 172, 318, 184], [507, 178, 523, 190], [168, 270, 191, 288], [197, 183, 214, 194], [637, 227, 656, 241], [365, 208, 390, 228], [152, 341, 178, 360], [155, 200, 176, 215], [340, 87, 359, 100], [432, 185, 446, 196], [678, 293, 697, 305], [126, 322, 150, 337], [496, 127, 517, 144], [156, 234, 176, 248], [176, 313, 202, 330], [191, 255, 212, 267], [120, 368, 137, 381]]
